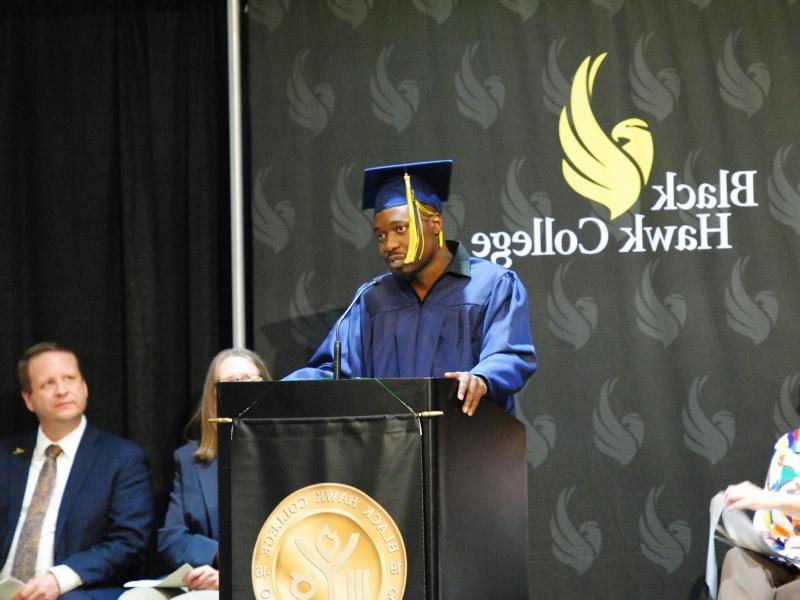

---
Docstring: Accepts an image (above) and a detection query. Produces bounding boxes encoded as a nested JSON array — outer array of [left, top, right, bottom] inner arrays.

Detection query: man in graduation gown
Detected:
[[285, 159, 537, 415]]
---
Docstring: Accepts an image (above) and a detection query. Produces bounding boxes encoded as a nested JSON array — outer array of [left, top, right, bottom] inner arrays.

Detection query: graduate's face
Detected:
[[373, 204, 441, 281]]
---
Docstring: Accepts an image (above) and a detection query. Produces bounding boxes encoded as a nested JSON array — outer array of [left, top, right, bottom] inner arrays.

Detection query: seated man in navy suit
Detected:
[[0, 342, 153, 600]]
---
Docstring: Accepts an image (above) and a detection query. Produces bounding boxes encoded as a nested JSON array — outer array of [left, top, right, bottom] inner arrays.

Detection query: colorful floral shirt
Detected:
[[754, 429, 800, 558]]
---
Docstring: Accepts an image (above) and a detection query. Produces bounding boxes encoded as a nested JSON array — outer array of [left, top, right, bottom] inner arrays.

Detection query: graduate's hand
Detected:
[[723, 481, 768, 511], [12, 572, 60, 600], [183, 565, 219, 590], [443, 371, 487, 416]]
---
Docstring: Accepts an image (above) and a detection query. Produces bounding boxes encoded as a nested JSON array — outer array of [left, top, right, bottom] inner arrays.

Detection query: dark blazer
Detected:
[[0, 423, 153, 599], [157, 442, 217, 569]]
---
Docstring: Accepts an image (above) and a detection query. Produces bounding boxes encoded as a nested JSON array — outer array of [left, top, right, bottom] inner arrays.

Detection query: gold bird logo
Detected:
[[559, 53, 653, 220]]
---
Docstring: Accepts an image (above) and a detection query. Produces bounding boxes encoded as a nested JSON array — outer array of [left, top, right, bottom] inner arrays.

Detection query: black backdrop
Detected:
[[0, 0, 230, 498], [247, 1, 800, 598]]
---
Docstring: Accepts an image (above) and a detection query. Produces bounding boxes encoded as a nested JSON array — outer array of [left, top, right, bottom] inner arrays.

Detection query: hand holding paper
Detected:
[[182, 565, 219, 591], [723, 481, 771, 512], [0, 577, 23, 600]]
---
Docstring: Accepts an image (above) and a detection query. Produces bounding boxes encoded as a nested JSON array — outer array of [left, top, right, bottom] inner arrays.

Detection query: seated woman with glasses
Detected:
[[127, 349, 270, 599]]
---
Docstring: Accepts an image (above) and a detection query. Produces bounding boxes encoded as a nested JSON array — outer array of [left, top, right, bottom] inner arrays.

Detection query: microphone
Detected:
[[333, 277, 381, 380]]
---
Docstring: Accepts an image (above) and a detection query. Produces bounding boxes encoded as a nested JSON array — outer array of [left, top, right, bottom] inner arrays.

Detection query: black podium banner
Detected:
[[229, 415, 425, 600], [217, 378, 528, 600]]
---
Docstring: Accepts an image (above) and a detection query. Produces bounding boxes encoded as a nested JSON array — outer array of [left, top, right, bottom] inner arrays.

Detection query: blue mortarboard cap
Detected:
[[362, 159, 453, 212]]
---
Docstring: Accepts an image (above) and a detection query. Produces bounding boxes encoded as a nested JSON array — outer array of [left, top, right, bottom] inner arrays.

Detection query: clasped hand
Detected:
[[183, 565, 219, 590], [12, 573, 60, 600]]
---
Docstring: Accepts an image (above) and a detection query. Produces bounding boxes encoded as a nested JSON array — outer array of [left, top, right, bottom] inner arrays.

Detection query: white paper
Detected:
[[0, 577, 24, 600], [124, 564, 192, 588], [720, 506, 775, 554], [705, 491, 793, 600], [705, 492, 728, 600]]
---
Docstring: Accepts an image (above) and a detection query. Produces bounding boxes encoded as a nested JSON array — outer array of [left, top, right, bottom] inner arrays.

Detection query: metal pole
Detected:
[[227, 0, 246, 348]]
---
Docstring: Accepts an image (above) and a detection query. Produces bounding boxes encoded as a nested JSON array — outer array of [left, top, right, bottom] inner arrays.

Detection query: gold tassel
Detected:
[[403, 173, 421, 264], [402, 175, 443, 262], [415, 201, 443, 251]]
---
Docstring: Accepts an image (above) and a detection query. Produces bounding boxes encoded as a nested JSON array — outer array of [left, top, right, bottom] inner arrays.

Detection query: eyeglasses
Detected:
[[217, 374, 264, 383]]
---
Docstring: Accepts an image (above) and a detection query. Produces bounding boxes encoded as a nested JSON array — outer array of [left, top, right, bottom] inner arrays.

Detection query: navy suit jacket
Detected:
[[157, 442, 217, 569], [0, 423, 153, 597]]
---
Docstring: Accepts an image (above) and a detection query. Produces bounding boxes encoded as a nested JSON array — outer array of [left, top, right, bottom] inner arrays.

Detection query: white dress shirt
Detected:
[[0, 416, 86, 593]]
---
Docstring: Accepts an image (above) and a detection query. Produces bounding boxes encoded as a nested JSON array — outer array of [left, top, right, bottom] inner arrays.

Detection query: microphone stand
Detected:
[[332, 277, 380, 380]]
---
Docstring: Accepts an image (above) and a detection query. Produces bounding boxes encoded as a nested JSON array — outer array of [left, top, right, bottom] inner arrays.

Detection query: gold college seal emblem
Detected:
[[251, 482, 408, 600]]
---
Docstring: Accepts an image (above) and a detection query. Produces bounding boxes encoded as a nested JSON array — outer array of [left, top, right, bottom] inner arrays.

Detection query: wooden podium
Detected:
[[217, 378, 529, 599]]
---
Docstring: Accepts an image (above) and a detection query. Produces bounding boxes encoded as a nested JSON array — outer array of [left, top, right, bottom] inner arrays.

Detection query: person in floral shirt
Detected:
[[718, 429, 800, 599]]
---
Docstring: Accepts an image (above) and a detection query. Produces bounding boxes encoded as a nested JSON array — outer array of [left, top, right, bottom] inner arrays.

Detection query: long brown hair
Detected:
[[187, 348, 271, 462]]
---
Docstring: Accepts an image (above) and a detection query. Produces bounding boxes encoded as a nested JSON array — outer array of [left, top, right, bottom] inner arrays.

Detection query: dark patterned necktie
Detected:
[[11, 444, 62, 581]]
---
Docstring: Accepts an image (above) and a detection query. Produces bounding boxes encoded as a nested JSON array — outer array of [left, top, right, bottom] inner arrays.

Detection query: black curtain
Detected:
[[0, 0, 230, 496]]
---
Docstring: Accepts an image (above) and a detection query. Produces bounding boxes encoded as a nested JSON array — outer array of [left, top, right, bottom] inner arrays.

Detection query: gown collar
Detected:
[[444, 240, 471, 278]]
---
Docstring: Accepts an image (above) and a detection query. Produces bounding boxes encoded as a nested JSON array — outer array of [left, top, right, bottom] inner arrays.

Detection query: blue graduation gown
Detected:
[[286, 242, 537, 413]]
